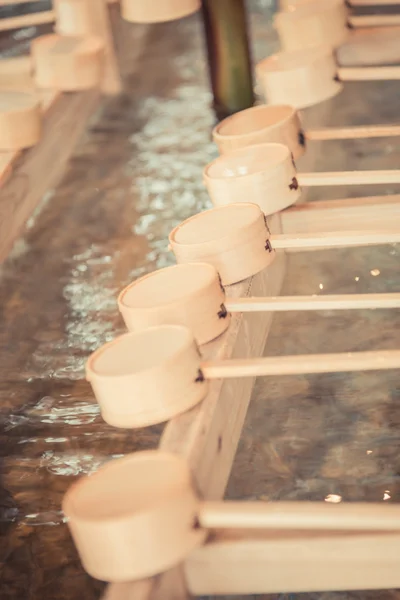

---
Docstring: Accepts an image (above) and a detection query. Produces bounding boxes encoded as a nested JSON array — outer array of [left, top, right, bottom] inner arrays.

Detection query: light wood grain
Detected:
[[199, 501, 400, 531], [307, 124, 400, 141], [0, 89, 59, 185], [102, 580, 155, 600], [185, 529, 400, 595], [0, 0, 117, 3], [339, 65, 400, 81], [226, 293, 400, 312], [280, 195, 400, 236], [0, 10, 55, 31], [337, 27, 400, 67], [0, 56, 31, 76], [350, 14, 400, 27], [298, 170, 400, 186], [351, 0, 400, 4], [203, 349, 400, 379], [87, 0, 121, 94], [271, 230, 400, 249]]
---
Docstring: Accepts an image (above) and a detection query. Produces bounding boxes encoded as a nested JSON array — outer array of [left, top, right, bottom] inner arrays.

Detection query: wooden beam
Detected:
[[0, 90, 100, 263], [0, 10, 55, 31], [102, 220, 287, 600], [0, 0, 50, 4], [185, 528, 400, 596], [280, 195, 400, 238], [86, 0, 122, 94], [199, 500, 400, 531], [0, 85, 60, 187], [160, 258, 286, 497]]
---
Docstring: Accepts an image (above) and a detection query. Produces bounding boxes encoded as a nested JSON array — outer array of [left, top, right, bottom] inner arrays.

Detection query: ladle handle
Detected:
[[199, 501, 400, 531], [306, 124, 400, 141], [225, 293, 400, 313], [269, 230, 400, 250], [337, 66, 400, 81], [0, 10, 55, 31], [350, 0, 400, 4], [202, 349, 400, 379], [298, 171, 400, 186], [349, 14, 400, 28]]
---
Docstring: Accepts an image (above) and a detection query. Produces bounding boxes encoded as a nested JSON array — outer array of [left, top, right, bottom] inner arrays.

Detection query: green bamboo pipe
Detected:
[[201, 0, 255, 120]]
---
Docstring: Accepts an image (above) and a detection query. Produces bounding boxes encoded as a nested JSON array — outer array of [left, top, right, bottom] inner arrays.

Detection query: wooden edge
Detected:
[[0, 10, 55, 31], [0, 89, 60, 187], [0, 0, 117, 3], [0, 55, 32, 76], [100, 567, 188, 600], [101, 216, 287, 600], [54, 0, 122, 94], [338, 26, 400, 67], [280, 194, 400, 238], [101, 579, 155, 600], [199, 500, 400, 531], [185, 528, 400, 596], [159, 226, 285, 498], [0, 89, 100, 263], [87, 0, 122, 95]]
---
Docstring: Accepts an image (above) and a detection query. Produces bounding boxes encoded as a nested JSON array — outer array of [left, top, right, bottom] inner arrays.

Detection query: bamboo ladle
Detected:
[[118, 262, 400, 345], [256, 45, 400, 109], [120, 0, 200, 22], [275, 0, 400, 53], [86, 323, 400, 428], [63, 450, 400, 583], [212, 104, 400, 160], [0, 91, 42, 150], [169, 203, 400, 284], [203, 144, 400, 217], [31, 34, 105, 91]]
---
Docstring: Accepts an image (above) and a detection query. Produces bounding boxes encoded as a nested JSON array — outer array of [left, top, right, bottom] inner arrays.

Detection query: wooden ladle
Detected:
[[121, 0, 200, 22], [212, 104, 400, 160], [31, 34, 104, 91], [203, 144, 400, 216], [168, 203, 400, 283], [118, 262, 400, 345], [63, 450, 400, 583], [256, 45, 400, 109], [275, 0, 400, 53], [86, 323, 400, 427]]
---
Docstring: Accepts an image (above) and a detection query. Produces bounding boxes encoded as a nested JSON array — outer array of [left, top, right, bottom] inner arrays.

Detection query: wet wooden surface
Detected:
[[0, 2, 400, 599]]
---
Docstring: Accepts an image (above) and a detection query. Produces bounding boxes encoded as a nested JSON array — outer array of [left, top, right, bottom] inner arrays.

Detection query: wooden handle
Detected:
[[202, 349, 400, 379], [186, 530, 400, 596], [337, 66, 400, 81], [200, 501, 400, 531], [0, 10, 55, 31], [337, 26, 400, 68], [350, 0, 400, 4], [0, 0, 50, 3], [226, 293, 400, 313], [269, 230, 400, 250], [349, 14, 400, 28], [306, 125, 400, 141], [298, 170, 400, 186]]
